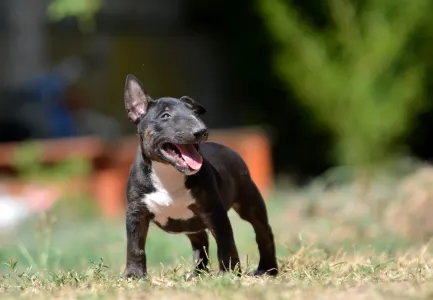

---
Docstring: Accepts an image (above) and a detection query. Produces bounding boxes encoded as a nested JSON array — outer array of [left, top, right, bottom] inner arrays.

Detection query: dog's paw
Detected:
[[247, 268, 278, 277], [123, 267, 147, 279]]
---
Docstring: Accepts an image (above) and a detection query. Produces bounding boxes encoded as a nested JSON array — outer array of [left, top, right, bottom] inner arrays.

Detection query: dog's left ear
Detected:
[[180, 96, 206, 115], [124, 74, 151, 124]]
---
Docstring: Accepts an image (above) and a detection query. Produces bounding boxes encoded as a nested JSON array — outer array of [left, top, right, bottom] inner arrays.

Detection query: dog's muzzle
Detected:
[[193, 128, 208, 142]]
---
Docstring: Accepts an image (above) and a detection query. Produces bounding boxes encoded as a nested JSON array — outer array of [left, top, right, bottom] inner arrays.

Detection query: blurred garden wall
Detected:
[[1, 0, 433, 183]]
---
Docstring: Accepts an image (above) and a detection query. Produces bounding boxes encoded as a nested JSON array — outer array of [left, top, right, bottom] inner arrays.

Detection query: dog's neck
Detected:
[[136, 152, 153, 177], [138, 150, 188, 195]]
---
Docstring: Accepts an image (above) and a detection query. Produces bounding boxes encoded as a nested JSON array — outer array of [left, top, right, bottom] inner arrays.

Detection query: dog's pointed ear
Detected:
[[124, 74, 150, 124], [180, 96, 206, 115]]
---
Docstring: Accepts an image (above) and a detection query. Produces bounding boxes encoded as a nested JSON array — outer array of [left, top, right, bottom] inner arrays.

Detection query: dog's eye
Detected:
[[160, 113, 171, 119]]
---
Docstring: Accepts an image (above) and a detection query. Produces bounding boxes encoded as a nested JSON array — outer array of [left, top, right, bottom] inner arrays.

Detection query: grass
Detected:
[[1, 164, 433, 299], [2, 247, 433, 299]]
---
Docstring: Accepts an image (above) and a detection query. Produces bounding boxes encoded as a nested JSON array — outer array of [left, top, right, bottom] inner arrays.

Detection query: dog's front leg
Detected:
[[191, 203, 241, 275], [124, 209, 150, 278]]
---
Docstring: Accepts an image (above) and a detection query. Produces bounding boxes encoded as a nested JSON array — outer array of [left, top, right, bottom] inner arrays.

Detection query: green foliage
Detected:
[[258, 0, 431, 166], [47, 0, 102, 33]]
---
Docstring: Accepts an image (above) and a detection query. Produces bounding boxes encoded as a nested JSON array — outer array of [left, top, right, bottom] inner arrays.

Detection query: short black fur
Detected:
[[123, 74, 278, 278]]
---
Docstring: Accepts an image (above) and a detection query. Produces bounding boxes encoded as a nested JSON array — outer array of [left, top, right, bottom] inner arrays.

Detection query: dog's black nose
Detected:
[[193, 128, 208, 140]]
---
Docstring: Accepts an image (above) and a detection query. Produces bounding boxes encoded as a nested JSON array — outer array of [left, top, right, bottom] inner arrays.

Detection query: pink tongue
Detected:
[[174, 144, 203, 170]]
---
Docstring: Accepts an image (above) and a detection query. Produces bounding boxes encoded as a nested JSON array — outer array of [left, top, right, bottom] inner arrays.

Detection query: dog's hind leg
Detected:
[[187, 231, 210, 276], [233, 181, 278, 276]]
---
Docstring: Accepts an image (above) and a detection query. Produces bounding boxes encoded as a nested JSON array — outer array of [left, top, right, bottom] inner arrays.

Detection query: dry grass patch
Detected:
[[1, 246, 433, 299]]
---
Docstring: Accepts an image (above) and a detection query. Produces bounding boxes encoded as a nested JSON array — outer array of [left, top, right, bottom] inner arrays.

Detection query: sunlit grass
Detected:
[[1, 166, 433, 299]]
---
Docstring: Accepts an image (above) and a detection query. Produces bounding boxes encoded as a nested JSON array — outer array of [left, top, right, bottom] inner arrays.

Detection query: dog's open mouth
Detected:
[[160, 143, 203, 172]]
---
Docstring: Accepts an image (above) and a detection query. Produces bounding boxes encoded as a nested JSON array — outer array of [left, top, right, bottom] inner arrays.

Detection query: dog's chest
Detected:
[[141, 162, 195, 225]]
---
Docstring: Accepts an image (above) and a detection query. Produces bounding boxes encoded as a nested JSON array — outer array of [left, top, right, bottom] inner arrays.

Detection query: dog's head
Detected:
[[124, 74, 208, 175]]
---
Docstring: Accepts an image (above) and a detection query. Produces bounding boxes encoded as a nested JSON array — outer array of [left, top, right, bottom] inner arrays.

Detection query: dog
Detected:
[[123, 74, 278, 278]]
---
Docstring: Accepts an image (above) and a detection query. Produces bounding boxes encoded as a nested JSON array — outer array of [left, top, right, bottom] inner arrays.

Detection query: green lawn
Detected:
[[1, 169, 433, 299]]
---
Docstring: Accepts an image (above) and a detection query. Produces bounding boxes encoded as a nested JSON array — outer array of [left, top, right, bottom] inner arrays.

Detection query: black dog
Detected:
[[123, 74, 278, 278]]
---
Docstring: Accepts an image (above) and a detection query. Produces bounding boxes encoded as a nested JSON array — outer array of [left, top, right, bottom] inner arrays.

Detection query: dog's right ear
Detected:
[[180, 96, 206, 115], [124, 74, 150, 124]]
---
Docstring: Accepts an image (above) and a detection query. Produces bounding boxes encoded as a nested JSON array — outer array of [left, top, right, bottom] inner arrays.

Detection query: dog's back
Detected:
[[200, 141, 250, 176]]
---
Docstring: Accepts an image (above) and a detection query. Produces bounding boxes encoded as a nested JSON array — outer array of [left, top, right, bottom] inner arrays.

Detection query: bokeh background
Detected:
[[1, 0, 433, 276]]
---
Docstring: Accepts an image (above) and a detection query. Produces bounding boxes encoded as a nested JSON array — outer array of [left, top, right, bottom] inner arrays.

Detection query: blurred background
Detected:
[[1, 0, 433, 275]]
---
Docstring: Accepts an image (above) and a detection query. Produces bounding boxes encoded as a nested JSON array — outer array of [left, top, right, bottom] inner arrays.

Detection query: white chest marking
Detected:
[[141, 163, 195, 226]]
